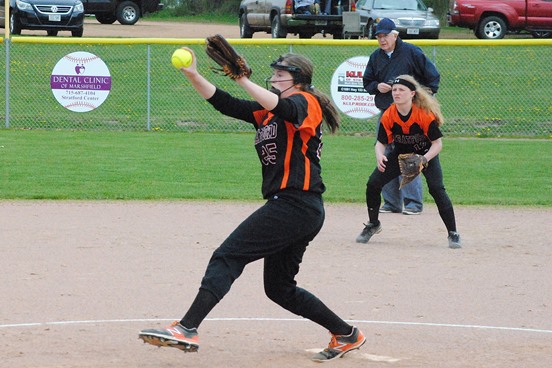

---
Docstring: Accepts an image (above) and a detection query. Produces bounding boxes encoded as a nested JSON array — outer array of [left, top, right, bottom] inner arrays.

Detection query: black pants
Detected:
[[365, 150, 457, 232], [191, 189, 351, 334]]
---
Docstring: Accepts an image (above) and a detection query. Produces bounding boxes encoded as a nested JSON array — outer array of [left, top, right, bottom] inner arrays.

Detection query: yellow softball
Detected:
[[171, 48, 193, 69]]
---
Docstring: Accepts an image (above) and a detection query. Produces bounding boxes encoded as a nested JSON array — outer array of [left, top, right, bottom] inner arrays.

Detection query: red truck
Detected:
[[448, 0, 552, 39]]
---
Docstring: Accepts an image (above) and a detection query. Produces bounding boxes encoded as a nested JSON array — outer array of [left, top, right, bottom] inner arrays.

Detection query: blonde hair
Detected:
[[395, 74, 444, 126]]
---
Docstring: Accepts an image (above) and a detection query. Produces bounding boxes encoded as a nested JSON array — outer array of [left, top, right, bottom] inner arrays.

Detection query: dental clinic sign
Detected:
[[51, 51, 112, 112]]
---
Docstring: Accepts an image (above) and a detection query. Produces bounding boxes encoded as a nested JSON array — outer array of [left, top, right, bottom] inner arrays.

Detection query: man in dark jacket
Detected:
[[362, 18, 440, 217]]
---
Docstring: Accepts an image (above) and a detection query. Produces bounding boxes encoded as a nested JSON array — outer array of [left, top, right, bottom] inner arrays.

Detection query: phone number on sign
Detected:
[[66, 90, 97, 96], [341, 95, 374, 102]]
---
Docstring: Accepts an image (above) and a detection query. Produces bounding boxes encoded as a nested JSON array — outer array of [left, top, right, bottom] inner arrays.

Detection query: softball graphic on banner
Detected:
[[50, 51, 112, 112], [330, 56, 379, 119]]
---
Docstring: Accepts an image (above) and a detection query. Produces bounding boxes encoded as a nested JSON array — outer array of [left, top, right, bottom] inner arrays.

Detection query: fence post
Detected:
[[147, 45, 151, 131], [4, 38, 10, 128]]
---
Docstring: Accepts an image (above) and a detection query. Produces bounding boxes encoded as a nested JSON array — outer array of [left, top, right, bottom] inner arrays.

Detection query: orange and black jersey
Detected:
[[378, 104, 443, 155], [207, 88, 325, 199]]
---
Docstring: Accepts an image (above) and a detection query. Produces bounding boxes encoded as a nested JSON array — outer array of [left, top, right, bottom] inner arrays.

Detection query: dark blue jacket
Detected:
[[363, 38, 440, 110]]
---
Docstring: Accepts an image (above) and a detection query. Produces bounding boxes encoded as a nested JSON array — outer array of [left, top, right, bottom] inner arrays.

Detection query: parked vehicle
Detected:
[[356, 0, 440, 39], [0, 0, 85, 36], [84, 0, 164, 26], [239, 0, 365, 39], [448, 0, 552, 39]]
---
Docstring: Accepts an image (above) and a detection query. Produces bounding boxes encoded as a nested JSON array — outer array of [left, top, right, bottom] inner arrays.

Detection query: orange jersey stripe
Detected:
[[280, 122, 294, 189]]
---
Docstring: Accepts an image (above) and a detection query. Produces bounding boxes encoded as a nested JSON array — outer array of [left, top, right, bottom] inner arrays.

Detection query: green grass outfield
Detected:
[[0, 131, 550, 206]]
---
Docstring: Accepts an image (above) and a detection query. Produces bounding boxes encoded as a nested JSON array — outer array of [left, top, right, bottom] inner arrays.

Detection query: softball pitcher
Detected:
[[139, 51, 366, 362]]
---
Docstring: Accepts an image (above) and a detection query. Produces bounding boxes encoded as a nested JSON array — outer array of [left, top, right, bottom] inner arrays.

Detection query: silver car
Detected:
[[356, 0, 440, 39]]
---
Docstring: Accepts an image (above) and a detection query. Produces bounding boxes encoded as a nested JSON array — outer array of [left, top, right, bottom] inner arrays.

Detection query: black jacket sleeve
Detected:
[[409, 45, 440, 94], [363, 49, 381, 95]]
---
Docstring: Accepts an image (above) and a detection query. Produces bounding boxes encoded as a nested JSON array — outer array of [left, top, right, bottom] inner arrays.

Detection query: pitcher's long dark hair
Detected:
[[275, 53, 340, 134]]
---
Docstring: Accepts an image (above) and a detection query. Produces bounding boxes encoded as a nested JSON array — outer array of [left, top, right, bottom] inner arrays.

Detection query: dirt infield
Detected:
[[1, 201, 551, 367]]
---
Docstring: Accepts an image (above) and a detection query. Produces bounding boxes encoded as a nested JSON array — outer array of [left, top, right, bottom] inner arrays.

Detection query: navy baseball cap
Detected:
[[375, 18, 397, 35]]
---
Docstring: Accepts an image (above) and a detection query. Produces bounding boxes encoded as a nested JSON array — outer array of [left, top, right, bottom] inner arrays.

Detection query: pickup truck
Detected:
[[448, 0, 552, 39], [239, 0, 364, 39], [85, 0, 164, 25]]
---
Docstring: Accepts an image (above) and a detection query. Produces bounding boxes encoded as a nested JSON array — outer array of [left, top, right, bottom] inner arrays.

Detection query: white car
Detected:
[[356, 0, 441, 39]]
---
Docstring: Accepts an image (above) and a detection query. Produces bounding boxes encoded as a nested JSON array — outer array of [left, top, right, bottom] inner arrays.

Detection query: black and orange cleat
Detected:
[[311, 326, 366, 362], [139, 321, 199, 352]]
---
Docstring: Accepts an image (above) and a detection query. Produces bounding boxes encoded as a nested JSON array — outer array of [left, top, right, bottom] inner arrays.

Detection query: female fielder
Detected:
[[139, 51, 366, 362], [356, 74, 462, 249]]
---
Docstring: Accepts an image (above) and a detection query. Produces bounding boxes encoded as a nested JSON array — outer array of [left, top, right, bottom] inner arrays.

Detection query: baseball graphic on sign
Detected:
[[330, 56, 379, 119], [51, 51, 112, 113]]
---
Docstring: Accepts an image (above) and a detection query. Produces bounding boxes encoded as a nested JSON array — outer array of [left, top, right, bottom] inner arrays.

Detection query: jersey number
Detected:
[[261, 143, 277, 165]]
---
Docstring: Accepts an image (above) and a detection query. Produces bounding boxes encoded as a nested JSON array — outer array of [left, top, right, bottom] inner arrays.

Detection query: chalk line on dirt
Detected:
[[2, 317, 551, 335]]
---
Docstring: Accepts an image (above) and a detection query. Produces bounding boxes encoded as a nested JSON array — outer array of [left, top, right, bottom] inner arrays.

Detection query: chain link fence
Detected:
[[1, 37, 551, 137]]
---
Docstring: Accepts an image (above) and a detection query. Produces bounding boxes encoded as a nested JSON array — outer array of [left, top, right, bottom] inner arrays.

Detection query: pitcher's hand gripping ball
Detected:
[[205, 34, 252, 80], [398, 153, 428, 189], [172, 48, 193, 69]]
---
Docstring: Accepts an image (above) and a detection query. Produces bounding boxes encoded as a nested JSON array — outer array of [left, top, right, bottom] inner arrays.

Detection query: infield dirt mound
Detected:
[[1, 201, 551, 368]]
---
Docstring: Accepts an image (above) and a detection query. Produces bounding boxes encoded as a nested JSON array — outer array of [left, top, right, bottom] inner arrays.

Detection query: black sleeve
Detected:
[[270, 93, 309, 126], [207, 88, 263, 125], [427, 120, 443, 141], [363, 51, 380, 94], [410, 46, 440, 94], [377, 121, 390, 144]]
